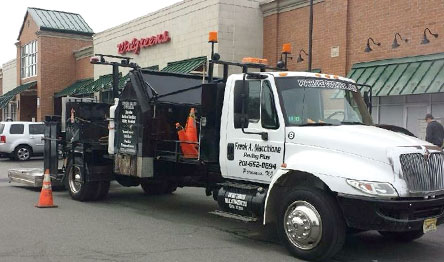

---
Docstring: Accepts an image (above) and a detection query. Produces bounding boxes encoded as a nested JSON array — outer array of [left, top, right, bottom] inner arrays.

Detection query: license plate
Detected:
[[423, 218, 437, 233]]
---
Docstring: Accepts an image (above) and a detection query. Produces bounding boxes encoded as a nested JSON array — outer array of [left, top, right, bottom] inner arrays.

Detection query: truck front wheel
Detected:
[[378, 229, 424, 242], [278, 188, 346, 262], [66, 157, 99, 201]]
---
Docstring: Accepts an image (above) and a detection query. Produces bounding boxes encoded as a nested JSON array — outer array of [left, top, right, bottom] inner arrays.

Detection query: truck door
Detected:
[[224, 77, 285, 183]]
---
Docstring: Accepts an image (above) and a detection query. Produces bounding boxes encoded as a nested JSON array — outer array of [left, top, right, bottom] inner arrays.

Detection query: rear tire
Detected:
[[14, 145, 32, 161], [277, 187, 346, 262], [94, 181, 111, 200], [378, 229, 424, 242], [66, 157, 98, 201]]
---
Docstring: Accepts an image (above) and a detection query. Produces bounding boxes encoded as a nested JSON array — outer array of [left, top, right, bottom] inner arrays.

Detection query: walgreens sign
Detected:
[[117, 31, 171, 55]]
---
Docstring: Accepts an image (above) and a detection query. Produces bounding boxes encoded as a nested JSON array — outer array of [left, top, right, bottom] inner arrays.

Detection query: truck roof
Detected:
[[235, 71, 356, 83]]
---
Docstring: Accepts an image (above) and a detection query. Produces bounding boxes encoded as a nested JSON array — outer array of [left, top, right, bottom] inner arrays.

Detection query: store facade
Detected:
[[0, 7, 94, 121], [93, 0, 265, 80], [0, 59, 17, 120], [261, 0, 444, 139]]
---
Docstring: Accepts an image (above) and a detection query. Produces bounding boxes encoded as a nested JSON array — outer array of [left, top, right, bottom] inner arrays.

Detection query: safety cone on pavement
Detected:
[[35, 169, 57, 208]]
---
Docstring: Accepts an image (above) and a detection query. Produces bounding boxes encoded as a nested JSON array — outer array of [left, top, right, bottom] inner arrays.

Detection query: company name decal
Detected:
[[297, 79, 357, 92], [117, 31, 171, 55], [234, 142, 281, 178]]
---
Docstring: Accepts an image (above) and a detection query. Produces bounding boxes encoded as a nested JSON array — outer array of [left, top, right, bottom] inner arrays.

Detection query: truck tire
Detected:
[[94, 181, 111, 200], [14, 145, 32, 161], [277, 188, 346, 262], [66, 157, 99, 201], [141, 180, 177, 195], [378, 229, 424, 242]]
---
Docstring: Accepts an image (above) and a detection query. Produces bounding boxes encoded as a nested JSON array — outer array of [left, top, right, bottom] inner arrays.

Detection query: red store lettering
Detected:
[[117, 31, 171, 55]]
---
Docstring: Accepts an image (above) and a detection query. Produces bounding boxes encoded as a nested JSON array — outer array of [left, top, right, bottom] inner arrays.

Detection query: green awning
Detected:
[[55, 74, 133, 98], [0, 81, 37, 109], [161, 56, 206, 74], [347, 53, 444, 96], [143, 65, 159, 71], [54, 78, 94, 98], [76, 74, 114, 95]]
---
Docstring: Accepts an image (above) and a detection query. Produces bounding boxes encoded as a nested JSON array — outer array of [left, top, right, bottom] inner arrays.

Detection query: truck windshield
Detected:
[[275, 77, 373, 126]]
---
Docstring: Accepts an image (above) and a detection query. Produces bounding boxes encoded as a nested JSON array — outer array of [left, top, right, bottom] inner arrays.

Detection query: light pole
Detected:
[[308, 0, 313, 72]]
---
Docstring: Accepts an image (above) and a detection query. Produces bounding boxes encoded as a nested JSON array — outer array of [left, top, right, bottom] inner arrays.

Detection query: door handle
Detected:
[[227, 143, 234, 160]]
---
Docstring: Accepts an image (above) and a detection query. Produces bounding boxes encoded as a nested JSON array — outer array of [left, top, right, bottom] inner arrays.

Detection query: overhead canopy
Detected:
[[76, 74, 113, 95], [55, 74, 133, 98], [347, 52, 444, 96], [160, 56, 206, 74], [54, 78, 93, 98], [0, 81, 37, 109], [141, 70, 203, 105], [143, 65, 159, 71]]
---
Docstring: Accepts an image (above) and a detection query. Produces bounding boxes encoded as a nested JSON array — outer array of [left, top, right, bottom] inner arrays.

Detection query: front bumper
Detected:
[[338, 195, 444, 232]]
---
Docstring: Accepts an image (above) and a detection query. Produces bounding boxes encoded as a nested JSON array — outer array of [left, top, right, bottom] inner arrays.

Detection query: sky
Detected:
[[0, 0, 182, 65]]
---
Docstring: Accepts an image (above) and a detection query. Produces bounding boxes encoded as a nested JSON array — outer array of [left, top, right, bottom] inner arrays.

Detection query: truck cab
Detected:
[[217, 71, 444, 260]]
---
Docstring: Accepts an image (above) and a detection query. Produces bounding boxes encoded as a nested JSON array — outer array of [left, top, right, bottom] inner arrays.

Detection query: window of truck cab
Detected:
[[275, 77, 373, 126], [233, 79, 279, 129]]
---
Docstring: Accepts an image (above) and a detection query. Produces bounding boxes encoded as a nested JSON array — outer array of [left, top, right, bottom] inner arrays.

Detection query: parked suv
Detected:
[[0, 122, 45, 161]]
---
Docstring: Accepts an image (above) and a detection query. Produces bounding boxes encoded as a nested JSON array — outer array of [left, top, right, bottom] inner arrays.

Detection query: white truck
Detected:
[[20, 50, 444, 261]]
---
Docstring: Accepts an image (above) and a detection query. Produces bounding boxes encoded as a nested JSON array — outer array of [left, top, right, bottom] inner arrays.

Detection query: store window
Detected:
[[21, 40, 37, 78]]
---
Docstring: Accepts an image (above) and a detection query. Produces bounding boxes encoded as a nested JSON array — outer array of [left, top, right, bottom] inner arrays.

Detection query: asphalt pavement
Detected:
[[0, 157, 443, 262]]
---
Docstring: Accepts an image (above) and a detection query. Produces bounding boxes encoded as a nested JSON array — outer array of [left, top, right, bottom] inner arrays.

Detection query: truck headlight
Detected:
[[346, 179, 398, 197]]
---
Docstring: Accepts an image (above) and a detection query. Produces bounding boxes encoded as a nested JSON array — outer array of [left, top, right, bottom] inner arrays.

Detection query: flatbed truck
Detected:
[[15, 40, 444, 261]]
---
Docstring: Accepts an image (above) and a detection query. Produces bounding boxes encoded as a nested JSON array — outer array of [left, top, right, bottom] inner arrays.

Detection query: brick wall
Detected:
[[75, 56, 93, 81], [263, 0, 444, 76], [15, 12, 93, 121], [38, 35, 92, 120], [17, 13, 39, 86], [346, 0, 444, 71]]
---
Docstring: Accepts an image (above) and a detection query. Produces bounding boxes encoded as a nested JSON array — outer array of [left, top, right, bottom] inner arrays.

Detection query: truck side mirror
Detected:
[[363, 91, 372, 112]]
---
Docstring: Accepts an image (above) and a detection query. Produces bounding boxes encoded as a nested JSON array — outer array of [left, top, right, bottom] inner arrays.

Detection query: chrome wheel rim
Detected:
[[17, 147, 30, 160], [284, 200, 322, 250], [69, 166, 82, 194]]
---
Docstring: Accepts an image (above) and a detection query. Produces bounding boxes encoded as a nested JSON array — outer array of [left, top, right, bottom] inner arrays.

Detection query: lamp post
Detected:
[[308, 0, 313, 72]]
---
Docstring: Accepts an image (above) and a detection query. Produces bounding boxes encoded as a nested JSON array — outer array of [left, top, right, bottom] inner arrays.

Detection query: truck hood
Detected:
[[286, 125, 431, 164]]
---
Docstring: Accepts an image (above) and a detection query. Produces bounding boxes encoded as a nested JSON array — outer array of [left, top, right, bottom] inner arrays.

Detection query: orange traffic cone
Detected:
[[176, 123, 198, 158], [184, 108, 198, 143], [35, 169, 58, 208]]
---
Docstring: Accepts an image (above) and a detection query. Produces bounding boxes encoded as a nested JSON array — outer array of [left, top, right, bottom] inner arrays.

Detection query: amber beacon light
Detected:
[[208, 31, 218, 43], [282, 43, 292, 54]]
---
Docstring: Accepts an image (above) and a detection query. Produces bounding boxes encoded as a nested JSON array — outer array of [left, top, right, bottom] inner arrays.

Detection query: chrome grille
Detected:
[[400, 153, 444, 193]]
